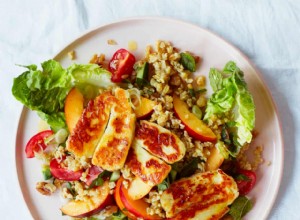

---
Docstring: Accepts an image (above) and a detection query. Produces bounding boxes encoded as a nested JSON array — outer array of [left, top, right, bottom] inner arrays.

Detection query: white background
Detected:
[[0, 0, 299, 219]]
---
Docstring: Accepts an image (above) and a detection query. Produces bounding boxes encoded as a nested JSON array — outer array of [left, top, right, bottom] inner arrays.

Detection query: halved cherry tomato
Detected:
[[235, 169, 256, 195], [25, 130, 54, 158], [84, 165, 103, 186], [49, 158, 83, 181], [108, 49, 136, 82]]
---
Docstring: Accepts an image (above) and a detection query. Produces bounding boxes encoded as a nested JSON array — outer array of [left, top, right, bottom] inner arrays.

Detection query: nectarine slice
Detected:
[[204, 146, 224, 171], [114, 177, 138, 220], [127, 177, 153, 200], [134, 97, 156, 119], [119, 178, 161, 220], [64, 88, 84, 133], [61, 181, 113, 217], [173, 95, 217, 142]]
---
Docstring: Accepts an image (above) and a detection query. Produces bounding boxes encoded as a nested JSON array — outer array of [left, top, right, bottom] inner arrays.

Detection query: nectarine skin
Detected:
[[64, 88, 84, 133], [74, 195, 114, 218], [119, 180, 161, 220], [173, 95, 217, 142], [204, 146, 224, 171], [61, 182, 113, 218], [114, 177, 137, 220], [135, 97, 155, 120]]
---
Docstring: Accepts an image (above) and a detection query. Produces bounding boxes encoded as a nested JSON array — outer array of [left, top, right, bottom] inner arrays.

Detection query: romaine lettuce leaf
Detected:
[[204, 61, 255, 156], [12, 60, 72, 131], [12, 60, 115, 131], [68, 63, 115, 101], [69, 63, 115, 88], [229, 196, 253, 220]]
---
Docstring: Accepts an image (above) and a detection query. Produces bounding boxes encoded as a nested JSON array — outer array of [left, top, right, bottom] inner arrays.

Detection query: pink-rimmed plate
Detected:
[[15, 17, 283, 220]]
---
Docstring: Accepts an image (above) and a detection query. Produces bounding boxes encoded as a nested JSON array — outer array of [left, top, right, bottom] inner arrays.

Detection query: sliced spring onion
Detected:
[[192, 105, 203, 119], [54, 128, 68, 144], [110, 170, 121, 182]]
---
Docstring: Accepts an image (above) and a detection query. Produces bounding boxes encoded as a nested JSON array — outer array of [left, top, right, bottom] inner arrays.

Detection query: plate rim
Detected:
[[14, 16, 284, 220]]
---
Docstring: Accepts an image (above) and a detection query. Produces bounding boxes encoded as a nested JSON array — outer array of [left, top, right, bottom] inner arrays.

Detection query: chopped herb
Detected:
[[112, 210, 128, 219], [66, 182, 77, 198], [178, 157, 202, 178], [180, 52, 196, 72], [122, 79, 132, 84], [42, 165, 52, 180], [89, 170, 112, 188], [235, 174, 250, 181], [90, 175, 104, 188], [226, 121, 237, 127], [229, 196, 253, 220], [169, 169, 177, 183], [195, 88, 207, 94], [189, 88, 196, 97], [157, 179, 170, 191]]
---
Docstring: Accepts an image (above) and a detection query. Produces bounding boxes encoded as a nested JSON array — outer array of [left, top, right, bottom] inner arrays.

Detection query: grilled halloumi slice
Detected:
[[126, 139, 171, 200], [161, 169, 239, 219], [66, 91, 115, 158], [92, 88, 136, 171], [135, 121, 186, 164], [126, 139, 171, 187]]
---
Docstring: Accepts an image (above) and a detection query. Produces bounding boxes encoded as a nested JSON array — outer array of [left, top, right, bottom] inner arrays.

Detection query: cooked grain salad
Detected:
[[12, 40, 263, 220]]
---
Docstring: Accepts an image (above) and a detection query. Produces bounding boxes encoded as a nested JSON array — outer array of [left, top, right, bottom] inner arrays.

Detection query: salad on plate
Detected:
[[12, 40, 261, 220]]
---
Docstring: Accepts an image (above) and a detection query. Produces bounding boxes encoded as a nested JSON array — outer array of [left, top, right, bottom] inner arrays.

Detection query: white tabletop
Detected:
[[1, 1, 299, 219]]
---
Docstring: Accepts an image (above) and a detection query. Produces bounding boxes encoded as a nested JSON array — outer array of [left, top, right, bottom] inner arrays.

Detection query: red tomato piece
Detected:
[[108, 49, 136, 82], [50, 158, 83, 181], [235, 169, 256, 195], [25, 130, 54, 158], [85, 165, 103, 186]]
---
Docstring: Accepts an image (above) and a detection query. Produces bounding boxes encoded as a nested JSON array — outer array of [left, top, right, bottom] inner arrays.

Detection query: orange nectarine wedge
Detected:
[[134, 97, 156, 119], [173, 95, 216, 142], [64, 88, 84, 133], [117, 177, 161, 220], [114, 177, 139, 220], [127, 177, 153, 200], [61, 181, 113, 217], [204, 146, 224, 171]]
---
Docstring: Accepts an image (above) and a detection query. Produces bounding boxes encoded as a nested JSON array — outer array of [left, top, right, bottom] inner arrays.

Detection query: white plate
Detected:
[[15, 17, 283, 220]]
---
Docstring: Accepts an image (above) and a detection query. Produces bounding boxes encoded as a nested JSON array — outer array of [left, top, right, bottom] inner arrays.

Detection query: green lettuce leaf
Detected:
[[209, 68, 223, 92], [229, 196, 253, 220], [69, 63, 115, 89], [12, 60, 115, 131], [68, 63, 115, 100], [12, 60, 72, 131], [204, 61, 255, 156]]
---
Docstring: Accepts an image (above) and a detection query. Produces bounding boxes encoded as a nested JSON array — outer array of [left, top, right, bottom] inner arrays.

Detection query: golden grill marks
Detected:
[[160, 169, 239, 219], [125, 140, 171, 200], [92, 88, 136, 171], [127, 140, 171, 186], [66, 91, 115, 158], [124, 121, 185, 200], [135, 121, 186, 164]]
